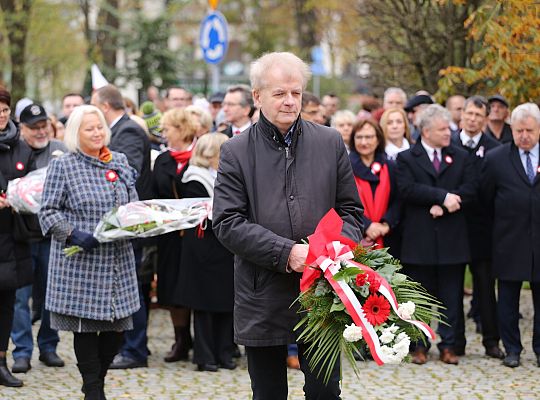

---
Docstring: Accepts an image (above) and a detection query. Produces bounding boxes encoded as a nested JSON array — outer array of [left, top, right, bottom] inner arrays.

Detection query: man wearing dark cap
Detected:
[[11, 104, 67, 374], [485, 94, 512, 144], [208, 92, 224, 132], [405, 94, 434, 142]]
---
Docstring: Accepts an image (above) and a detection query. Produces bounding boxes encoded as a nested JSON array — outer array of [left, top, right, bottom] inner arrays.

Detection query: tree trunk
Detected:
[[0, 0, 33, 103]]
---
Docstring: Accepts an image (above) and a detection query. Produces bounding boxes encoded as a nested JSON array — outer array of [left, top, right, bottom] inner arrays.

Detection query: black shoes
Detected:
[[502, 353, 520, 368], [0, 358, 23, 387], [109, 354, 148, 370], [485, 346, 505, 359], [219, 360, 237, 370], [197, 363, 219, 372], [12, 358, 31, 373], [39, 352, 65, 367]]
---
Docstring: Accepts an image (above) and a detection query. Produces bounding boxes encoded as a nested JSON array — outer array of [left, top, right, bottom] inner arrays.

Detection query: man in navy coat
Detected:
[[450, 96, 503, 359], [396, 104, 476, 365], [481, 103, 540, 368]]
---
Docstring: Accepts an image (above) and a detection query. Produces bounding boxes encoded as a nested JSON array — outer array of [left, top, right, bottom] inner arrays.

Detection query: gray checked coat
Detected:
[[39, 150, 140, 321]]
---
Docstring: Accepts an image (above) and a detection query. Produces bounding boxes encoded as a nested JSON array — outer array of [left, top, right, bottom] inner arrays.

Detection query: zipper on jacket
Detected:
[[285, 146, 290, 159]]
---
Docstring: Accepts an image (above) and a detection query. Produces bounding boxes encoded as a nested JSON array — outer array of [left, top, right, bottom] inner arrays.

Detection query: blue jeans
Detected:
[[119, 246, 149, 362], [11, 239, 59, 360]]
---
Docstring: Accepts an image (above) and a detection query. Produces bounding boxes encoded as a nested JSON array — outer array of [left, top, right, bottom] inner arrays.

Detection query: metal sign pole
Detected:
[[211, 64, 220, 93]]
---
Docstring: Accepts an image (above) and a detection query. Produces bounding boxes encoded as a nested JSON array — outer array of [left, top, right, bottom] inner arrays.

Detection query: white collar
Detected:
[[420, 140, 442, 161], [385, 139, 410, 160], [459, 130, 482, 147], [519, 143, 539, 159], [232, 121, 252, 134], [109, 115, 123, 129]]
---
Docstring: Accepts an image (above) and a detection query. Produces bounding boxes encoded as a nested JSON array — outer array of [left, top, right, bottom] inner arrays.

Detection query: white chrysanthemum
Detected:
[[379, 345, 401, 364], [393, 333, 411, 360], [379, 330, 395, 344], [343, 324, 363, 342], [398, 301, 416, 320]]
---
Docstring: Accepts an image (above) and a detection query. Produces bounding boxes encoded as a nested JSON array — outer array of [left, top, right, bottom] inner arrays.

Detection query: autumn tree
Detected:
[[437, 0, 540, 105], [0, 0, 32, 102]]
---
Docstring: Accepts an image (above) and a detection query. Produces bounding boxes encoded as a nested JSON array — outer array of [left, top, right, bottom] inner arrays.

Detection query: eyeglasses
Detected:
[[222, 102, 242, 107], [28, 124, 48, 132], [355, 134, 377, 141], [0, 107, 10, 115]]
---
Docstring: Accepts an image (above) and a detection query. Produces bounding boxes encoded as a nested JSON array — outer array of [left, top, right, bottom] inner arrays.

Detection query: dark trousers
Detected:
[[193, 310, 233, 365], [498, 280, 540, 355], [0, 290, 16, 352], [119, 247, 149, 362], [404, 263, 465, 351], [455, 260, 499, 351], [245, 343, 341, 400]]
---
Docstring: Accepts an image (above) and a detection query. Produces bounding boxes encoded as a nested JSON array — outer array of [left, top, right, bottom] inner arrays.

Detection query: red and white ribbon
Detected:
[[311, 240, 436, 366]]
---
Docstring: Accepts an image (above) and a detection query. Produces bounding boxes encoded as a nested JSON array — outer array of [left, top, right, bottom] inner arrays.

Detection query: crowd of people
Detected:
[[0, 50, 539, 400]]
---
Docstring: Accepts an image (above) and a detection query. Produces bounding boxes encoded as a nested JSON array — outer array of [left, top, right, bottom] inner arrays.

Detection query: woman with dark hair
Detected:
[[349, 119, 400, 254], [0, 88, 33, 388]]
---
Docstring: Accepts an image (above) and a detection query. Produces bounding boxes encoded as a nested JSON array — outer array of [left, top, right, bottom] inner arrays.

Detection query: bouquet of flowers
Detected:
[[295, 209, 443, 383], [6, 167, 47, 214], [64, 198, 211, 256]]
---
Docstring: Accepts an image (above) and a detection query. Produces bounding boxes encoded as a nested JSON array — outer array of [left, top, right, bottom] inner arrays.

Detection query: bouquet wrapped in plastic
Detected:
[[295, 209, 443, 383], [6, 167, 47, 214], [64, 198, 211, 256]]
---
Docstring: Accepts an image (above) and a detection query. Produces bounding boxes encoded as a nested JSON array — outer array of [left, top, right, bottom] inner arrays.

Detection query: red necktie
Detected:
[[234, 129, 241, 135]]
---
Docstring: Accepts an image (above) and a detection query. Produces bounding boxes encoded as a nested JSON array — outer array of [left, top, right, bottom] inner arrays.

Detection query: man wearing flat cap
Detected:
[[485, 94, 512, 144], [11, 103, 67, 374], [405, 94, 434, 142]]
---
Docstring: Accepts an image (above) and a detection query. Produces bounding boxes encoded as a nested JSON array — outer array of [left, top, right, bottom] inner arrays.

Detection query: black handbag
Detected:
[[12, 211, 43, 242]]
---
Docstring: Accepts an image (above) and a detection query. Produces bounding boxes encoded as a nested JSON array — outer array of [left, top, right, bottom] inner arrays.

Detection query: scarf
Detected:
[[354, 163, 391, 248], [169, 141, 195, 174], [99, 146, 113, 163], [0, 119, 20, 149]]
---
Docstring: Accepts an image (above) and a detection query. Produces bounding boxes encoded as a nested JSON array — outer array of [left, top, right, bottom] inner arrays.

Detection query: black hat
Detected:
[[404, 95, 434, 112], [209, 92, 225, 104], [488, 94, 509, 108], [20, 103, 48, 125]]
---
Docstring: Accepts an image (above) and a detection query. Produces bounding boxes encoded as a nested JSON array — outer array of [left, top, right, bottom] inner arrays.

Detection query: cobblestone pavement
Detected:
[[2, 291, 539, 400]]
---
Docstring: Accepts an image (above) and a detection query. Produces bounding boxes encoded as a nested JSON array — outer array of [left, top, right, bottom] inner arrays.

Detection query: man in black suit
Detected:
[[450, 96, 504, 359], [481, 103, 540, 368], [396, 104, 476, 365], [91, 85, 152, 370]]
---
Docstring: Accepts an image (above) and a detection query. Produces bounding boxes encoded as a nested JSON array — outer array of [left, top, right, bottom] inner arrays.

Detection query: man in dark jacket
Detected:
[[396, 104, 476, 365], [213, 52, 363, 400], [91, 85, 152, 369], [481, 103, 540, 368], [450, 96, 503, 359], [10, 104, 67, 374]]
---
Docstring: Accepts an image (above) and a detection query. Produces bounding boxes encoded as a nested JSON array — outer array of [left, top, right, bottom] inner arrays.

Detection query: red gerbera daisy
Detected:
[[363, 294, 390, 326]]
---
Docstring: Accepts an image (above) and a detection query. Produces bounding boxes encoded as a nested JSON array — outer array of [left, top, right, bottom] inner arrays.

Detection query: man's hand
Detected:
[[366, 222, 390, 240], [0, 195, 10, 209], [288, 244, 309, 273], [443, 193, 462, 213], [430, 205, 444, 218]]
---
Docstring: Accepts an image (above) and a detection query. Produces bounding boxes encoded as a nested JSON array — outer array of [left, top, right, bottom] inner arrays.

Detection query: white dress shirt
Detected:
[[519, 143, 539, 176], [459, 130, 482, 148]]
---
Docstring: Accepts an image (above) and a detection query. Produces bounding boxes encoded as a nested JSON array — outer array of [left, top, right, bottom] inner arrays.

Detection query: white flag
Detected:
[[91, 64, 109, 90]]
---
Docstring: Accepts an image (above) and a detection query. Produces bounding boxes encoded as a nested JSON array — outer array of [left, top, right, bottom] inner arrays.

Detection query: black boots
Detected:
[[77, 360, 102, 400], [164, 326, 192, 362], [0, 357, 22, 387]]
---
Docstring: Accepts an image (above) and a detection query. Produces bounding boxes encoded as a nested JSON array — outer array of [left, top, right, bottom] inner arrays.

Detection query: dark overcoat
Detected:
[[451, 132, 500, 261], [110, 114, 153, 200], [395, 141, 476, 266], [176, 171, 234, 312], [481, 143, 540, 282], [212, 113, 363, 347], [152, 150, 186, 306], [0, 121, 34, 290]]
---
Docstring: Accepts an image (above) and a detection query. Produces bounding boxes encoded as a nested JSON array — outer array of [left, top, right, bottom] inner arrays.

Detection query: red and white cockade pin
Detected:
[[105, 170, 118, 182], [444, 155, 453, 164], [537, 166, 540, 174], [15, 162, 24, 171], [371, 162, 382, 175]]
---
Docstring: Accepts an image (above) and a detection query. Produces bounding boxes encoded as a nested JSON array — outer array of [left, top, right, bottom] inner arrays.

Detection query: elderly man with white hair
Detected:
[[383, 87, 407, 110], [481, 102, 540, 369], [213, 52, 363, 399]]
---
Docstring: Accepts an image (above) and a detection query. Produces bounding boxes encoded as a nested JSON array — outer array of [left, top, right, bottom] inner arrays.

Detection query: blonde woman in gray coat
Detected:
[[39, 105, 139, 400]]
